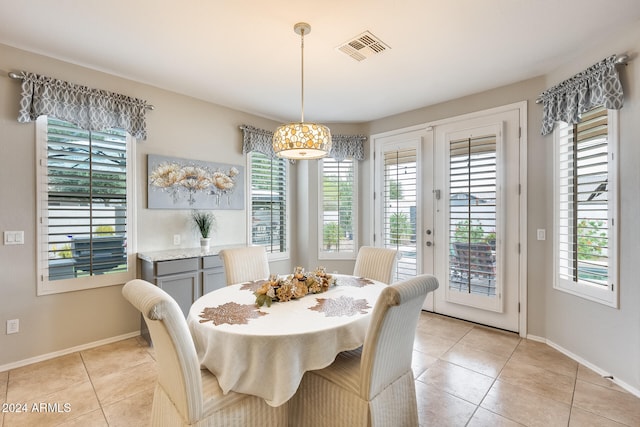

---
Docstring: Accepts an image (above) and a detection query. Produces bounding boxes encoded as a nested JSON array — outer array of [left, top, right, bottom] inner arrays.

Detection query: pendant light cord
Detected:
[[300, 27, 305, 123]]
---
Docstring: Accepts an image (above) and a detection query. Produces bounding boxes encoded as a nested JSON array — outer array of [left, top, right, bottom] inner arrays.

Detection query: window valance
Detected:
[[240, 125, 277, 159], [240, 124, 366, 161], [329, 134, 366, 161], [539, 55, 624, 136], [17, 71, 149, 140]]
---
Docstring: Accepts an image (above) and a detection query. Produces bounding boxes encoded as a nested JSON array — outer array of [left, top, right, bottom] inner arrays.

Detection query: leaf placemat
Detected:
[[338, 276, 375, 287], [309, 295, 371, 317], [199, 302, 266, 325], [239, 279, 269, 292]]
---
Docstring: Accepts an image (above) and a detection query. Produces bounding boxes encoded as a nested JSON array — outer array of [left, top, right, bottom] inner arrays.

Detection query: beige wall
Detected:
[[0, 43, 366, 369], [541, 23, 640, 393], [1, 17, 639, 393], [350, 21, 639, 393], [0, 43, 289, 367]]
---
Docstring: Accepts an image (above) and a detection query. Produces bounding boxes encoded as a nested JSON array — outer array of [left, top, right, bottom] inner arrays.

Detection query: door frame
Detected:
[[370, 101, 528, 337]]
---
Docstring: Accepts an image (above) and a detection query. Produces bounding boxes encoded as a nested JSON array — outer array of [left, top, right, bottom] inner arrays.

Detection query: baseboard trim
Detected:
[[526, 333, 640, 398], [0, 330, 141, 373]]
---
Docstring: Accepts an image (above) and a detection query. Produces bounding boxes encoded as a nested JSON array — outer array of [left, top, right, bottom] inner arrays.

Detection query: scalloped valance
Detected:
[[539, 55, 624, 136], [329, 134, 366, 161], [17, 71, 149, 140], [240, 125, 366, 161], [240, 125, 277, 159]]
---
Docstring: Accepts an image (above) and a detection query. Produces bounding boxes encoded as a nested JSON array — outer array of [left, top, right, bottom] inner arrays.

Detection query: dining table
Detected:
[[187, 273, 388, 407]]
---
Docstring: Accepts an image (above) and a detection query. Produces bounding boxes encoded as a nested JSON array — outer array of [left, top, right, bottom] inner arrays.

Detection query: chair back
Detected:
[[353, 246, 399, 284], [359, 274, 439, 399], [218, 246, 270, 285], [122, 279, 203, 423]]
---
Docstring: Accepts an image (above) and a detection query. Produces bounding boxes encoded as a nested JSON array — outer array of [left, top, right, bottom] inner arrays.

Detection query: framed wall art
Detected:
[[147, 154, 245, 210]]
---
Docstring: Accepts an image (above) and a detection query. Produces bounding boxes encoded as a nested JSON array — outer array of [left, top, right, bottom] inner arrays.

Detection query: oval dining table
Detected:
[[187, 274, 387, 407]]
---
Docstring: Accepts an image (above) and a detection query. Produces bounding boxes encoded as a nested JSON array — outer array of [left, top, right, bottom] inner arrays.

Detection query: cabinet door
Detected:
[[202, 255, 225, 294], [203, 268, 225, 294], [156, 272, 199, 317]]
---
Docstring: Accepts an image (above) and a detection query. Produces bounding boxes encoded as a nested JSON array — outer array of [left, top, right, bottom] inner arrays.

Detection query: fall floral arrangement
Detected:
[[254, 266, 336, 307]]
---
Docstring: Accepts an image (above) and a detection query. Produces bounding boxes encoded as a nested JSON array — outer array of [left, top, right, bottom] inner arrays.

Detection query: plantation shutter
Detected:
[[44, 117, 128, 280], [557, 106, 610, 286], [250, 152, 287, 253], [383, 147, 417, 280], [448, 134, 497, 295], [321, 158, 356, 255]]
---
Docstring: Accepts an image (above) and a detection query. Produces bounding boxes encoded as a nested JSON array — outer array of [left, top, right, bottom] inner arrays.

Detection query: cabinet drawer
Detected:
[[156, 258, 199, 276], [202, 255, 223, 269]]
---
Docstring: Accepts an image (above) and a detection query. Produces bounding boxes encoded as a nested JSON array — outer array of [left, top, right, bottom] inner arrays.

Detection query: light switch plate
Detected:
[[537, 229, 546, 241], [4, 231, 24, 245]]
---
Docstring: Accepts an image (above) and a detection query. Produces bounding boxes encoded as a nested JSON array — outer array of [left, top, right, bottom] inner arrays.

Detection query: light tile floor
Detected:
[[1, 312, 638, 426]]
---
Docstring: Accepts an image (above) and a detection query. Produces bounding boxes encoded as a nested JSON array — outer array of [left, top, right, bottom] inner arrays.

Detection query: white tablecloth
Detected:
[[187, 274, 387, 407]]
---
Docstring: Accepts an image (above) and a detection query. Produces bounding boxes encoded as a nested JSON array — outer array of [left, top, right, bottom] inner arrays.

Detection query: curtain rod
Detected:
[[535, 54, 630, 104], [7, 71, 155, 110]]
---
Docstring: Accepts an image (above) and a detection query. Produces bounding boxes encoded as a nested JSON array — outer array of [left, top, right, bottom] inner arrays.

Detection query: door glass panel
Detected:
[[383, 148, 417, 280], [448, 135, 497, 296]]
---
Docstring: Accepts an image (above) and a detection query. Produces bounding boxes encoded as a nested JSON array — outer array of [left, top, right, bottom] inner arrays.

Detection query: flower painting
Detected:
[[147, 154, 244, 209]]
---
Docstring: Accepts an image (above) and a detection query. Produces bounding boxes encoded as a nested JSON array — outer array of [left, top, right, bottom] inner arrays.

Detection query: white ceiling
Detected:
[[1, 0, 639, 124]]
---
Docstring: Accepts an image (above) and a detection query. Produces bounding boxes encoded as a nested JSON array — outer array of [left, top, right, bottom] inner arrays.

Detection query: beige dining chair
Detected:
[[289, 274, 439, 427], [352, 246, 399, 284], [218, 246, 270, 285], [122, 279, 287, 427]]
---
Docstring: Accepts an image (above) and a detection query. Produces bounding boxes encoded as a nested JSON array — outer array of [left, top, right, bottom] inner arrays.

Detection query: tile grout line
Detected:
[[459, 323, 486, 427], [1, 371, 8, 427], [78, 350, 110, 426], [469, 332, 523, 426], [419, 320, 523, 426], [565, 362, 579, 427]]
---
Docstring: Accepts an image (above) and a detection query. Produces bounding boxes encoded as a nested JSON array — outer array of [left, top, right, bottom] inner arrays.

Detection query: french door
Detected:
[[373, 128, 434, 285], [373, 105, 524, 333]]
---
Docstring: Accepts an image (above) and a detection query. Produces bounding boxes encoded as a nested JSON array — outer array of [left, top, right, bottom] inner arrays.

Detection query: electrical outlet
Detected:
[[7, 319, 19, 334], [173, 234, 181, 245]]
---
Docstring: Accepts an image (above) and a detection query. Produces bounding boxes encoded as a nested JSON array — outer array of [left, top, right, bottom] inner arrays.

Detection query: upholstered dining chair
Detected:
[[289, 274, 439, 427], [218, 246, 270, 285], [352, 246, 400, 284], [122, 279, 287, 427]]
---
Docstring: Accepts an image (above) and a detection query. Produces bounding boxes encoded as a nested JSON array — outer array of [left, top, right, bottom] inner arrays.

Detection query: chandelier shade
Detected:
[[273, 22, 331, 160], [273, 122, 332, 159]]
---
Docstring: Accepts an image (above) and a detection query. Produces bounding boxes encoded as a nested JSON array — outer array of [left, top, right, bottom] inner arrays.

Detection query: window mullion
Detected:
[[571, 125, 579, 282]]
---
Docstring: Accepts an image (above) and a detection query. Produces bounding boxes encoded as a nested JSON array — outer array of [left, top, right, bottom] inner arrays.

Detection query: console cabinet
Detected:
[[138, 248, 230, 345], [139, 252, 226, 317]]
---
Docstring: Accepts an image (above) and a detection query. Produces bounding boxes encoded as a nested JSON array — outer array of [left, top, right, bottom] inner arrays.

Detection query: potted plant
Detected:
[[191, 210, 216, 250]]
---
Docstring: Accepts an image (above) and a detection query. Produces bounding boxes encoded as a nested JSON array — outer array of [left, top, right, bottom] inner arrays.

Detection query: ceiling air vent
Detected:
[[337, 31, 390, 62]]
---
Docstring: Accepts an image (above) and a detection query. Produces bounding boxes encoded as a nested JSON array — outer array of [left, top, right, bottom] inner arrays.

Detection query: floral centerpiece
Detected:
[[254, 266, 336, 307]]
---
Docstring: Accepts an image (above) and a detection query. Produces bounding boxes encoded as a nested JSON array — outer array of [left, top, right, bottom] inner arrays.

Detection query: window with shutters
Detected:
[[383, 146, 418, 281], [249, 152, 289, 258], [36, 116, 135, 295], [553, 106, 618, 307], [448, 134, 498, 297], [319, 158, 357, 259]]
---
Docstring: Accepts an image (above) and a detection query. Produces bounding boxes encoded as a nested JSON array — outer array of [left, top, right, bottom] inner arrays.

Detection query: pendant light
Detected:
[[273, 22, 331, 160]]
